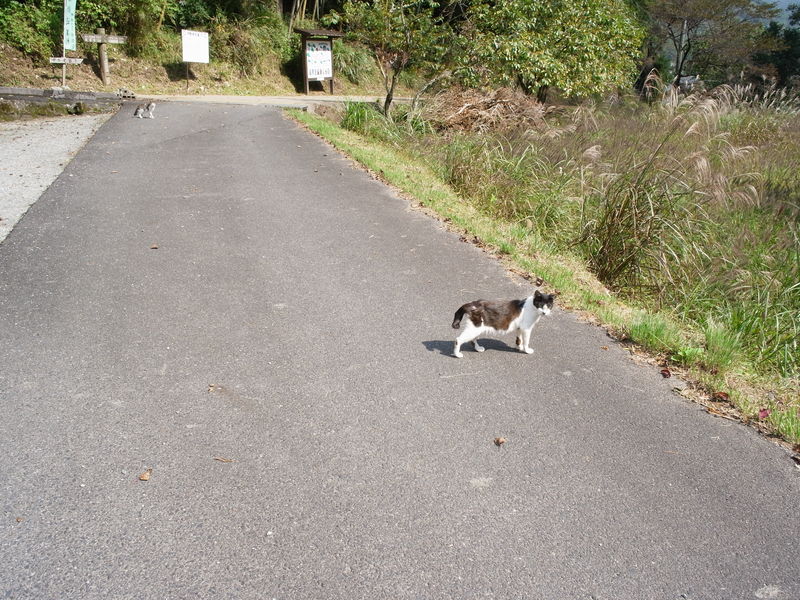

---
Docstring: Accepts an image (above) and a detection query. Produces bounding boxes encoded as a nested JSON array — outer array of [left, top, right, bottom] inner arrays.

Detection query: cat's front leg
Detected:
[[521, 327, 534, 354], [473, 340, 485, 352]]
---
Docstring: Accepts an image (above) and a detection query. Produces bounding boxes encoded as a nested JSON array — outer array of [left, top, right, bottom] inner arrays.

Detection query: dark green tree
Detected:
[[755, 4, 800, 86], [466, 0, 644, 102]]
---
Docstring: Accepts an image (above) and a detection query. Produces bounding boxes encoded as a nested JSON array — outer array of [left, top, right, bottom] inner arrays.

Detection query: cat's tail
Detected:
[[452, 305, 466, 329]]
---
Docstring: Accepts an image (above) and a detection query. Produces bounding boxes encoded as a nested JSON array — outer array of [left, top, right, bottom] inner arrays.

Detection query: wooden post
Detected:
[[301, 32, 309, 94], [80, 31, 126, 85], [61, 28, 66, 87], [97, 28, 109, 86]]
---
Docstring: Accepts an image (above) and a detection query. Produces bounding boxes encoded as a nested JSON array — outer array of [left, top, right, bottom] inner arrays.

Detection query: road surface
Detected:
[[1, 102, 797, 599]]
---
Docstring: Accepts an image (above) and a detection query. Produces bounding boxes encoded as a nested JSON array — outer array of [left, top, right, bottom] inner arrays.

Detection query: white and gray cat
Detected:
[[451, 290, 554, 358], [133, 102, 156, 119]]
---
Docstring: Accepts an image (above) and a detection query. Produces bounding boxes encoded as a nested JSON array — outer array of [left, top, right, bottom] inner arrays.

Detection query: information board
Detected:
[[305, 40, 332, 80], [182, 30, 209, 63]]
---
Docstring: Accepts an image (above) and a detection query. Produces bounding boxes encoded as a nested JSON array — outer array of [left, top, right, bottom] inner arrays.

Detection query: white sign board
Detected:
[[182, 30, 209, 64], [305, 40, 332, 80], [50, 57, 83, 64]]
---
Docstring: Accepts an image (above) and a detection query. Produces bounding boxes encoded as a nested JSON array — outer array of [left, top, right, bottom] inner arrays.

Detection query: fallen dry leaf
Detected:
[[16, 517, 24, 523], [660, 368, 672, 378], [138, 468, 153, 481], [600, 346, 609, 351], [213, 457, 234, 463], [711, 391, 730, 402], [149, 244, 158, 250], [493, 437, 506, 447], [758, 408, 771, 420]]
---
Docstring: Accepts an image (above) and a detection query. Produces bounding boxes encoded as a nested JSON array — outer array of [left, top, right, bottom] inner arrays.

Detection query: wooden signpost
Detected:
[[81, 28, 128, 85], [293, 28, 344, 95]]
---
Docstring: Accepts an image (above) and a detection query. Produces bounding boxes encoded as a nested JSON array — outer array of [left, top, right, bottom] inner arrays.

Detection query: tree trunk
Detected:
[[536, 85, 549, 103], [517, 74, 533, 95], [383, 71, 398, 116], [672, 19, 689, 87]]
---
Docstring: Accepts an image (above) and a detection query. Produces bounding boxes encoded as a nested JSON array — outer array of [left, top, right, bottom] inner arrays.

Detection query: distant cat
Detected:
[[133, 102, 155, 119], [451, 290, 554, 358]]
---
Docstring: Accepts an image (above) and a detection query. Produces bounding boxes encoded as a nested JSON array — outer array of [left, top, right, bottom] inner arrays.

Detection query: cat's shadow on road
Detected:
[[422, 339, 518, 357]]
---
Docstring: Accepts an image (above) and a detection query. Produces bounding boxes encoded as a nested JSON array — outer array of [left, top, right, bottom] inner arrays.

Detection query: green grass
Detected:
[[289, 99, 800, 445], [629, 313, 686, 355], [702, 319, 743, 372]]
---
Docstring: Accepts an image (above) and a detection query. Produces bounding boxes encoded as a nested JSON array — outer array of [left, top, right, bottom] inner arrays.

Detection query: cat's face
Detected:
[[533, 291, 554, 316]]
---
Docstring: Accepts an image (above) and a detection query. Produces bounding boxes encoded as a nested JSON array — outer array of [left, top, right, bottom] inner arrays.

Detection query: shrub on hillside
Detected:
[[0, 0, 59, 60]]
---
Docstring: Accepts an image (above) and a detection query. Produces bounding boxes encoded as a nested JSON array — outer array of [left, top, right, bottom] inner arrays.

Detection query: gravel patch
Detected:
[[0, 113, 111, 243]]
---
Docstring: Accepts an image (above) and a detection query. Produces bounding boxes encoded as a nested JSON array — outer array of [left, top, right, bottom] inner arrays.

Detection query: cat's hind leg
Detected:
[[454, 323, 481, 358]]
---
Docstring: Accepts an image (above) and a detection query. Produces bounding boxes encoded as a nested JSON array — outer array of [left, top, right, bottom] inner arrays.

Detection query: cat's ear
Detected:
[[534, 290, 543, 299]]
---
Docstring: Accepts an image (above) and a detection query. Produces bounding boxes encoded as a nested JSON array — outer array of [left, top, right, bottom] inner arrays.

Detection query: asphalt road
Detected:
[[1, 103, 798, 600]]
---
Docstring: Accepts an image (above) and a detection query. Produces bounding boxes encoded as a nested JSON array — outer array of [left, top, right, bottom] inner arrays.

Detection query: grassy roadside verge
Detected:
[[288, 107, 800, 448]]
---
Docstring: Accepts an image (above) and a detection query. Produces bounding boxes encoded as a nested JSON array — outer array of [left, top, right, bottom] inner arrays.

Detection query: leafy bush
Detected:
[[333, 39, 375, 84], [0, 0, 296, 74], [167, 0, 212, 29], [0, 0, 167, 59], [0, 0, 60, 60], [207, 10, 296, 77]]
